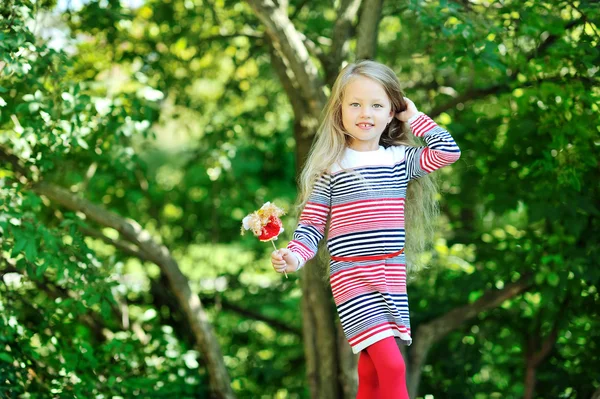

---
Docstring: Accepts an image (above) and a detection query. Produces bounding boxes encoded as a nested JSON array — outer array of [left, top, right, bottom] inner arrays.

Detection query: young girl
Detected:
[[271, 60, 460, 398]]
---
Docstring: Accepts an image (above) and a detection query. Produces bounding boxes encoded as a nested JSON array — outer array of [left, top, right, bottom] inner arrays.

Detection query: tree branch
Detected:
[[0, 258, 123, 343], [79, 225, 152, 262], [407, 275, 533, 397], [289, 0, 309, 20], [16, 178, 235, 398], [325, 0, 362, 84], [246, 0, 326, 114], [429, 17, 588, 117], [426, 276, 532, 338], [524, 298, 568, 399], [355, 0, 384, 61], [266, 36, 306, 117], [0, 146, 30, 180], [206, 295, 303, 336], [429, 74, 598, 118], [525, 18, 584, 63]]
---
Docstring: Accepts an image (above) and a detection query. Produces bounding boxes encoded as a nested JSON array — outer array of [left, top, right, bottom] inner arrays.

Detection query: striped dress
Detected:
[[287, 112, 461, 354]]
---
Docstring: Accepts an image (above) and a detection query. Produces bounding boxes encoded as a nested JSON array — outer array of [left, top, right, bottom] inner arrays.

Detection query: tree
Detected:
[[2, 0, 599, 398]]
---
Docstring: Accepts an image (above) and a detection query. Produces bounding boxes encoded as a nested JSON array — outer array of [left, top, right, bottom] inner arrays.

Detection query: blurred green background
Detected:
[[1, 0, 599, 398]]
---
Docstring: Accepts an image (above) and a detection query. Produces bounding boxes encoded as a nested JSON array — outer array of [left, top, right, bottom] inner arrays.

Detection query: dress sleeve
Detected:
[[404, 112, 461, 181], [286, 173, 331, 270]]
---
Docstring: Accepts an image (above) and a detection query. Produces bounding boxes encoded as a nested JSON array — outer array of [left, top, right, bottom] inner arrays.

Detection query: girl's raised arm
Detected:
[[404, 112, 461, 181]]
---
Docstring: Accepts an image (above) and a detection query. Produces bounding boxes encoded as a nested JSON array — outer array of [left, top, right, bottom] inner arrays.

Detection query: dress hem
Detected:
[[350, 330, 412, 354]]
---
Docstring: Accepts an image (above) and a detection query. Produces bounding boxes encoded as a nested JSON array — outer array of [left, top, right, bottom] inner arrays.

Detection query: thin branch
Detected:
[[289, 0, 309, 20], [429, 74, 598, 118], [203, 295, 302, 336], [423, 275, 533, 338], [79, 225, 152, 263], [199, 32, 263, 42], [0, 146, 29, 176], [426, 16, 588, 117], [566, 0, 600, 40], [526, 17, 585, 63], [0, 258, 121, 343], [29, 181, 234, 398]]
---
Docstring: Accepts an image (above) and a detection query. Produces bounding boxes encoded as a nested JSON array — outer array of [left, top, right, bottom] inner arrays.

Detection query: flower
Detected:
[[241, 202, 285, 241]]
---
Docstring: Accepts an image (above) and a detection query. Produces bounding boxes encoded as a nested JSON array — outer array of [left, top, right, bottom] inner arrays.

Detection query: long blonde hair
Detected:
[[297, 60, 439, 272]]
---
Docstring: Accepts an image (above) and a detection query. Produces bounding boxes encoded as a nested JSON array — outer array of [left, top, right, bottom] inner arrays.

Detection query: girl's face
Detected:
[[341, 76, 394, 152]]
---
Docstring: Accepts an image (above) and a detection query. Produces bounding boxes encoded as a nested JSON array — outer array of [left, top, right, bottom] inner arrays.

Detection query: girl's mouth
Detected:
[[357, 123, 374, 130]]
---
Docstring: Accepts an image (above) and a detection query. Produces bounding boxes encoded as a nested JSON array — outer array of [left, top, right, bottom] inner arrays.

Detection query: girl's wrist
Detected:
[[407, 111, 423, 124], [292, 252, 304, 272]]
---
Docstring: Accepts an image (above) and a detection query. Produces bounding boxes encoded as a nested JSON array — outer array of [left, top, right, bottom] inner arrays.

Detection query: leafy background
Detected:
[[1, 0, 599, 398]]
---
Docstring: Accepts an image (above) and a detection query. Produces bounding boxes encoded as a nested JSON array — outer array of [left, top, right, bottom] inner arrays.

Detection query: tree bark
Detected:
[[324, 0, 362, 85], [355, 0, 384, 60], [299, 259, 341, 398], [246, 0, 326, 116], [30, 181, 235, 399], [337, 318, 358, 399], [407, 276, 533, 397]]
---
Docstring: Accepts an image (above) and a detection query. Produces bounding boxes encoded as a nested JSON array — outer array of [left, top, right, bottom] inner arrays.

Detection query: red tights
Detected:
[[356, 336, 410, 399]]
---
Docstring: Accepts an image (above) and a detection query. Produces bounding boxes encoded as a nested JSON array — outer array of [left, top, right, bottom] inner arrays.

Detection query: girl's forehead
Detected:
[[343, 76, 390, 101]]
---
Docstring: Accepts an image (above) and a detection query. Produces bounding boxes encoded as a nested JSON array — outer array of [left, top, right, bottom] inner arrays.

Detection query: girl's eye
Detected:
[[350, 103, 360, 107], [373, 104, 383, 108]]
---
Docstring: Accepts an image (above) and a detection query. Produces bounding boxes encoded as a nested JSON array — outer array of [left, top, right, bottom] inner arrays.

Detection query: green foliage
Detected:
[[1, 0, 599, 397]]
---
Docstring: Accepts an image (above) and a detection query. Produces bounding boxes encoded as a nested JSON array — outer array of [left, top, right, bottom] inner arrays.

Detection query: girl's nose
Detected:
[[359, 107, 372, 118]]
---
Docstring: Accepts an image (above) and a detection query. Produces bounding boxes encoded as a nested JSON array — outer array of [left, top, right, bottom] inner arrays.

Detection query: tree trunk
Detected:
[[299, 258, 340, 398], [337, 319, 359, 398], [355, 0, 384, 60]]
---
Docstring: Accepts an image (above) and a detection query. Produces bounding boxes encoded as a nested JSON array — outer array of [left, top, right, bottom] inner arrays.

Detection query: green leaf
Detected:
[[11, 232, 28, 257], [0, 353, 13, 363], [24, 239, 38, 261], [535, 272, 545, 285], [36, 261, 48, 278], [547, 273, 560, 287]]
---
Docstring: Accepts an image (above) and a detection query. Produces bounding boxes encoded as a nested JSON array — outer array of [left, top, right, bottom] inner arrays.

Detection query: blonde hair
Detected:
[[297, 60, 439, 272]]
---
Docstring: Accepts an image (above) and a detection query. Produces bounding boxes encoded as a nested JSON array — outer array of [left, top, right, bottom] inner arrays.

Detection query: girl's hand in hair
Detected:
[[395, 97, 420, 122]]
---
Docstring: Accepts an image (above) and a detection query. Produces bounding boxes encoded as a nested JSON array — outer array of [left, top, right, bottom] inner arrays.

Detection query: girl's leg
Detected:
[[365, 336, 410, 399], [356, 350, 379, 399]]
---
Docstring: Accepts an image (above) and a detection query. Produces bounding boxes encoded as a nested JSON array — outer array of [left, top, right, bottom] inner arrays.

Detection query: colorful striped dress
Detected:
[[287, 112, 461, 354]]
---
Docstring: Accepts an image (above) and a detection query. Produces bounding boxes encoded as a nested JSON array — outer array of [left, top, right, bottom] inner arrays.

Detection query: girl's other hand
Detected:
[[271, 248, 299, 274], [395, 97, 419, 122]]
